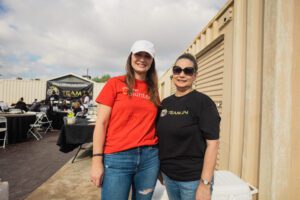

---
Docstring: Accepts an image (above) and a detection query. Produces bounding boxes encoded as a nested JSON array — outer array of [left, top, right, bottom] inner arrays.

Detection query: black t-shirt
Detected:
[[157, 90, 220, 181], [15, 101, 28, 112]]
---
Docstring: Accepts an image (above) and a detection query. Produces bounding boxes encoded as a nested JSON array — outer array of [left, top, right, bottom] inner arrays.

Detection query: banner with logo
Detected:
[[46, 79, 93, 101]]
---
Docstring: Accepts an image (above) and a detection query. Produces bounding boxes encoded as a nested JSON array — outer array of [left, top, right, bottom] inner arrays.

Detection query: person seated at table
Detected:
[[59, 100, 69, 111], [49, 91, 59, 105], [15, 97, 28, 112], [29, 99, 41, 112], [71, 101, 83, 116]]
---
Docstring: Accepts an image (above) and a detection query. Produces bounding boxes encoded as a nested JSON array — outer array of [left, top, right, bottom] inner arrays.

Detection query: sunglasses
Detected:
[[172, 66, 195, 76]]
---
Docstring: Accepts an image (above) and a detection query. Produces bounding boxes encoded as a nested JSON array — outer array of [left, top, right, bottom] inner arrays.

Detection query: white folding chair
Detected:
[[37, 112, 53, 134], [27, 113, 44, 140], [0, 116, 8, 148], [39, 105, 48, 113]]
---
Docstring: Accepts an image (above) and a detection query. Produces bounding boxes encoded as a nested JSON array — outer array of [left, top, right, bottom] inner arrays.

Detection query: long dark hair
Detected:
[[125, 53, 160, 106]]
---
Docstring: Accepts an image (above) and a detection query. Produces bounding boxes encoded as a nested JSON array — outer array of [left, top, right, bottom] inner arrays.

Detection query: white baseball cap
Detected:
[[130, 40, 155, 58]]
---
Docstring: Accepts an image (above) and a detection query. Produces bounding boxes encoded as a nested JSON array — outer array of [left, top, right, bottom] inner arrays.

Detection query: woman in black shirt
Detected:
[[156, 53, 220, 200]]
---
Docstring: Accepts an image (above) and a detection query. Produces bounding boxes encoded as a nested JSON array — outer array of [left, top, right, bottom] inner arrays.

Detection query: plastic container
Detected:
[[212, 170, 258, 200]]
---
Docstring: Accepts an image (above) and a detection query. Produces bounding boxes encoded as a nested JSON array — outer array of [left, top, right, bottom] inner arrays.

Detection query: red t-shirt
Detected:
[[96, 75, 158, 154]]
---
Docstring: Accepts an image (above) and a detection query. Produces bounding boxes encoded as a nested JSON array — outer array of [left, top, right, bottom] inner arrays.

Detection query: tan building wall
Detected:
[[289, 0, 300, 198], [0, 79, 104, 105], [158, 68, 172, 100], [93, 82, 105, 101], [259, 0, 300, 199], [0, 79, 46, 105], [158, 0, 300, 199]]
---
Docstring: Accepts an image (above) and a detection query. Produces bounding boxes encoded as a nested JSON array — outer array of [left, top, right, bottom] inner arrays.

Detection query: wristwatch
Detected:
[[200, 178, 211, 186]]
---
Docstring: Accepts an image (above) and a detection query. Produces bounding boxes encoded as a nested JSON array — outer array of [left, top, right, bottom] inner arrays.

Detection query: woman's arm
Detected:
[[196, 139, 219, 200], [90, 104, 112, 187]]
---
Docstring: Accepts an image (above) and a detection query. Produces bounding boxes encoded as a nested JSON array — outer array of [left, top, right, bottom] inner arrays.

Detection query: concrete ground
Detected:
[[25, 153, 100, 200], [0, 131, 77, 200], [25, 151, 168, 200]]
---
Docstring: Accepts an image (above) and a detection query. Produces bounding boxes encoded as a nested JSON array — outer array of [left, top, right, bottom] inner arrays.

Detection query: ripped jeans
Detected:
[[101, 145, 159, 200]]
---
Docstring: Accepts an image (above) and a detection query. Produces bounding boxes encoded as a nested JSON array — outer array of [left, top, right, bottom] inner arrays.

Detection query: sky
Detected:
[[0, 0, 227, 80]]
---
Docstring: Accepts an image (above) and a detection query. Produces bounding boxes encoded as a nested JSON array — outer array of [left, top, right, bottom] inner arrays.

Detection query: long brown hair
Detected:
[[125, 53, 160, 106]]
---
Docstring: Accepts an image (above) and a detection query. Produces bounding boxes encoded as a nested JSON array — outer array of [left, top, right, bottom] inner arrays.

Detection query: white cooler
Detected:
[[212, 170, 258, 200]]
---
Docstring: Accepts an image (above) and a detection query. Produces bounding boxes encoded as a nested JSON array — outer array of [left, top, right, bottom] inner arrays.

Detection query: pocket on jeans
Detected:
[[149, 145, 158, 150], [104, 154, 134, 170]]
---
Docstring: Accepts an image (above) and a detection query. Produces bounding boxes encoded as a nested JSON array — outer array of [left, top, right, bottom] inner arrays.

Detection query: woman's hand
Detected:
[[90, 158, 104, 187], [195, 183, 211, 200]]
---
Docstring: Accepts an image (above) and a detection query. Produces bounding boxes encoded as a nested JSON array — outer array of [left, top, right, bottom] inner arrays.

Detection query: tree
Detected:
[[92, 74, 111, 83]]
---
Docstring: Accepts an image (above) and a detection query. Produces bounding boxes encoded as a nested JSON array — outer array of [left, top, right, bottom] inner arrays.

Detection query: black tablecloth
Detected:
[[57, 118, 95, 153], [48, 111, 68, 130], [0, 113, 36, 144]]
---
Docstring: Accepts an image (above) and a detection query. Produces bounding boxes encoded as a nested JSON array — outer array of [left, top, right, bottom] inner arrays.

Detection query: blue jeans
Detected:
[[101, 146, 159, 200], [162, 173, 214, 200]]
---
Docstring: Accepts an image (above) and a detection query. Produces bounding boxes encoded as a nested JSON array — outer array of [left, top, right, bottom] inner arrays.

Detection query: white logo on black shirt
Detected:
[[160, 109, 168, 117], [168, 110, 189, 115]]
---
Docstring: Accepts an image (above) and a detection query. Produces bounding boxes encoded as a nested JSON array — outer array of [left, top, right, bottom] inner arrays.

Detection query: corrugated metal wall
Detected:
[[0, 79, 46, 105], [0, 79, 104, 105], [195, 40, 224, 114], [195, 39, 225, 168]]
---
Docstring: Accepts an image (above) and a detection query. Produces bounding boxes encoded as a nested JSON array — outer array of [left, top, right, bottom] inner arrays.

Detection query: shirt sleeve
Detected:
[[198, 99, 221, 140], [95, 79, 116, 107]]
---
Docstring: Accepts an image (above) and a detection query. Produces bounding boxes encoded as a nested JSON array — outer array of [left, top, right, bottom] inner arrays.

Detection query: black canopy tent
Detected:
[[46, 74, 93, 102]]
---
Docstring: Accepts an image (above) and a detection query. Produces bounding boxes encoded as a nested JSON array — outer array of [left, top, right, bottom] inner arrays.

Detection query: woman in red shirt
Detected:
[[90, 40, 160, 200]]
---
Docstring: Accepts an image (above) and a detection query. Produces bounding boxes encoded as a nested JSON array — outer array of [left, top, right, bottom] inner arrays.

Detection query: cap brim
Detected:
[[131, 49, 154, 58]]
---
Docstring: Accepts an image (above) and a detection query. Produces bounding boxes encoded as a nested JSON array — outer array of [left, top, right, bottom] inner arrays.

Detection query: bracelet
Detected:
[[92, 153, 104, 157]]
